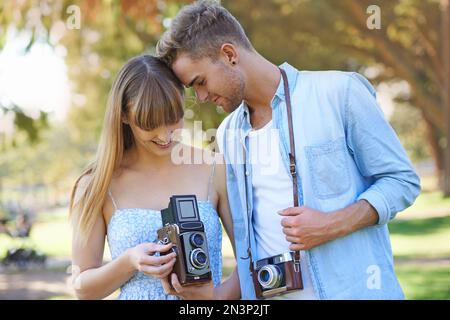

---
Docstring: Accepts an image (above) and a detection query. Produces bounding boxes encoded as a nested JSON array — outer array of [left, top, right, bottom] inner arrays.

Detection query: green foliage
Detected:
[[0, 0, 445, 200], [0, 105, 49, 144], [1, 0, 198, 200], [225, 0, 444, 171], [0, 1, 448, 300], [390, 102, 431, 162]]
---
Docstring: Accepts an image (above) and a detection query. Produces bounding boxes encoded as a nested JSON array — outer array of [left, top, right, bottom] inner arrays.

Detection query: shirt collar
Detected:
[[242, 62, 299, 118], [275, 62, 299, 100]]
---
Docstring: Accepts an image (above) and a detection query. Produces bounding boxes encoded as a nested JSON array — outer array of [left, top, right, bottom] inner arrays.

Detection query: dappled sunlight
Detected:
[[1, 0, 449, 300]]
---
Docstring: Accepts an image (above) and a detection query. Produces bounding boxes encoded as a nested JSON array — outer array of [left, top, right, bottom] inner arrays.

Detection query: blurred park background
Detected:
[[0, 0, 450, 299]]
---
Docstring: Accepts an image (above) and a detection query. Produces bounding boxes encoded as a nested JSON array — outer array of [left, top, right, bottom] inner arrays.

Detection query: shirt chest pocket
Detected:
[[304, 137, 351, 199]]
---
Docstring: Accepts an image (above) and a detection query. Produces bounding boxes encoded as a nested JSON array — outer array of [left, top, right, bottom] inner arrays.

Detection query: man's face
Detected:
[[172, 53, 245, 113]]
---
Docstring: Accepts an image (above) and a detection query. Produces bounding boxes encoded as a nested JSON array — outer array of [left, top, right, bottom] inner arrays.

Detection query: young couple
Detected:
[[70, 1, 420, 300]]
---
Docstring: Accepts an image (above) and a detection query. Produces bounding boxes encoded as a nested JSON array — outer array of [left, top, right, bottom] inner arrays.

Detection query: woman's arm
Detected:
[[72, 229, 176, 300], [214, 153, 240, 299], [215, 154, 236, 256], [71, 213, 135, 300], [71, 176, 176, 300], [213, 267, 240, 300]]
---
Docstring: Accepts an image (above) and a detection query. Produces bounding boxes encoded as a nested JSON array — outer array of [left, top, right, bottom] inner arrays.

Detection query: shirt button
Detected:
[[245, 171, 250, 176]]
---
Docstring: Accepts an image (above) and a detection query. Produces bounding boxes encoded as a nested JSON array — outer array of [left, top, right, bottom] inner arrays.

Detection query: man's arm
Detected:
[[345, 72, 421, 225], [331, 199, 379, 237], [280, 72, 420, 250]]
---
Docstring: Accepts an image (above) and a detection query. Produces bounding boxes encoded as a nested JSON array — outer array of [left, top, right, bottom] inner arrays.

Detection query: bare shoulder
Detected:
[[108, 167, 127, 190], [73, 174, 92, 206]]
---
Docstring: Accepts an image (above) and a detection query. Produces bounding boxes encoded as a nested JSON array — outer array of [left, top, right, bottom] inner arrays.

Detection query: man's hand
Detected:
[[161, 273, 214, 300], [279, 206, 340, 251], [279, 200, 379, 251]]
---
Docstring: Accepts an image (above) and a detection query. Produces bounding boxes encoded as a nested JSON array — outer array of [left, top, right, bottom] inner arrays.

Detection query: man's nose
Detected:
[[195, 87, 209, 103]]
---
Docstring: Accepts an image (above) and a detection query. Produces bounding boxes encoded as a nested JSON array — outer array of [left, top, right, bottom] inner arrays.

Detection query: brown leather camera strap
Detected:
[[246, 68, 302, 277], [280, 68, 298, 208], [279, 67, 301, 272]]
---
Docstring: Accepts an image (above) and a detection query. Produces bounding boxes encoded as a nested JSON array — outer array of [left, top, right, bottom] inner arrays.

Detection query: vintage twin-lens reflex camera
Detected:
[[157, 195, 211, 286], [253, 251, 303, 298]]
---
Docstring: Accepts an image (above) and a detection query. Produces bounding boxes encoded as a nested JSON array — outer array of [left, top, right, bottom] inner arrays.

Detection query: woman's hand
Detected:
[[127, 242, 176, 279], [161, 273, 214, 300]]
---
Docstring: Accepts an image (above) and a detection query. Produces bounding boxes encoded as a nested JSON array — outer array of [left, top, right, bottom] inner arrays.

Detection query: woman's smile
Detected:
[[150, 139, 173, 149]]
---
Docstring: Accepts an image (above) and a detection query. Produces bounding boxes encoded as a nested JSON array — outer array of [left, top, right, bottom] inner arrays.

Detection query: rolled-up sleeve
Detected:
[[344, 72, 421, 225]]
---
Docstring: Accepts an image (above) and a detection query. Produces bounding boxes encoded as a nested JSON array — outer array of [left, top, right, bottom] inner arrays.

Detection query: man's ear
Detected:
[[220, 43, 238, 66]]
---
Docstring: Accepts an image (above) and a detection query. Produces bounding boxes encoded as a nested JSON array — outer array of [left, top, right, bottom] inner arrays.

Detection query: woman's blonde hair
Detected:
[[69, 55, 184, 244]]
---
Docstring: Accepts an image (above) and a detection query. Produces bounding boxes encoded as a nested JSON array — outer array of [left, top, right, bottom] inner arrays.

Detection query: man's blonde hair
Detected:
[[156, 0, 254, 66]]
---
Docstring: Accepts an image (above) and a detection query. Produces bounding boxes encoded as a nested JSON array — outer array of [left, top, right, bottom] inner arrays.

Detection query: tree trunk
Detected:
[[424, 116, 444, 187], [442, 0, 450, 196]]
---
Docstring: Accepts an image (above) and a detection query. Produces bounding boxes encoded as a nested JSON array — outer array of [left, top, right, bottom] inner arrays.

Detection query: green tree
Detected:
[[224, 0, 448, 191], [0, 0, 195, 205]]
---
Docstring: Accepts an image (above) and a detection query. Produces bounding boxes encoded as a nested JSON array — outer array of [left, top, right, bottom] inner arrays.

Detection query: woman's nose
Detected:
[[156, 128, 172, 142]]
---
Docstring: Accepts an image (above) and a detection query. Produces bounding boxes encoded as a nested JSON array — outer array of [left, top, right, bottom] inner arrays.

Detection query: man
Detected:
[[157, 0, 420, 299]]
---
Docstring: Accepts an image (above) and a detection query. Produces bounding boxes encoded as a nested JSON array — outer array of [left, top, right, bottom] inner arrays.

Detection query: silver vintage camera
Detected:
[[253, 251, 303, 298]]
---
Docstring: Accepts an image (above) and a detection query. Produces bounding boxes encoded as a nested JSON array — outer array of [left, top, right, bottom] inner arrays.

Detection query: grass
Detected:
[[396, 264, 450, 300], [0, 207, 71, 258], [390, 215, 450, 259], [389, 213, 450, 299], [402, 191, 450, 216], [0, 206, 108, 260]]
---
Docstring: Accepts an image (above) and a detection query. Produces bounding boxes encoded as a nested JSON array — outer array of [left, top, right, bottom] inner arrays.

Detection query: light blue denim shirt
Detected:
[[216, 62, 421, 300]]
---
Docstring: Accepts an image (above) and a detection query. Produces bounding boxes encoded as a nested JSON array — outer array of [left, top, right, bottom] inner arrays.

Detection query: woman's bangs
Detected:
[[133, 77, 184, 130]]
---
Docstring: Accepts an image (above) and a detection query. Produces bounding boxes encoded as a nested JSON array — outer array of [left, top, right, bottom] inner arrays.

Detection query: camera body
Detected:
[[157, 195, 211, 286], [253, 251, 303, 299]]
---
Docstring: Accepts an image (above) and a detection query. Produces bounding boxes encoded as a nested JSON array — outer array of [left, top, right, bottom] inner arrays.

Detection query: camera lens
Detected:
[[257, 265, 283, 289], [190, 248, 208, 269], [190, 233, 205, 247], [196, 252, 207, 264], [260, 269, 271, 282]]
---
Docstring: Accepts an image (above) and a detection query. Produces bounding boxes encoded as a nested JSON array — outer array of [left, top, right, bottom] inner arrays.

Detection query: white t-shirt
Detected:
[[248, 120, 317, 300]]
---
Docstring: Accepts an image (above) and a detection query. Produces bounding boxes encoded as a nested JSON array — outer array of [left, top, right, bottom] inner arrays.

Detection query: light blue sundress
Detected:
[[107, 164, 223, 300]]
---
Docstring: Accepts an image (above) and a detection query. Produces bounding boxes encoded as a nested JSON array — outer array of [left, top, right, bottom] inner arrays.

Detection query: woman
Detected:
[[69, 55, 239, 300]]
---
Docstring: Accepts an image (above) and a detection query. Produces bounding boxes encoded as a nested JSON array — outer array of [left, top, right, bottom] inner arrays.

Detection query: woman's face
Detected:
[[128, 118, 184, 158]]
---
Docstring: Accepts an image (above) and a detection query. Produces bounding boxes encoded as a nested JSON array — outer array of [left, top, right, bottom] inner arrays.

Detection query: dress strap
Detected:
[[108, 189, 118, 211], [206, 158, 217, 203]]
